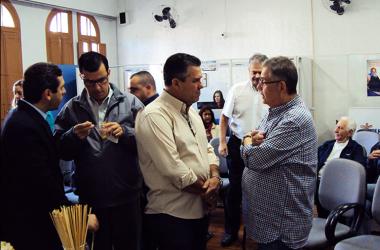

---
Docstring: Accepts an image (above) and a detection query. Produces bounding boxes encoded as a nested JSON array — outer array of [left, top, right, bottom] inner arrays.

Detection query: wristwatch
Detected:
[[211, 175, 223, 187]]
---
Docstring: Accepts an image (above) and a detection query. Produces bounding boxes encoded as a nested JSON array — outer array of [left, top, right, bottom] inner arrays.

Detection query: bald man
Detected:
[[129, 71, 159, 106]]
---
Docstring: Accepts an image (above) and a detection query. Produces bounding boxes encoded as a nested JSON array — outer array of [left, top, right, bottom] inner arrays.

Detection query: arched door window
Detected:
[[77, 13, 106, 56], [1, 0, 23, 121], [46, 9, 74, 64]]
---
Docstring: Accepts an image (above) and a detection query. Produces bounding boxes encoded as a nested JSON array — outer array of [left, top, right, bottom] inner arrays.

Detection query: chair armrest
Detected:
[[325, 202, 364, 243]]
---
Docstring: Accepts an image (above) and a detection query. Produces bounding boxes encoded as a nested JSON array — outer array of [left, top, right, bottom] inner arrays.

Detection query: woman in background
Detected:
[[199, 106, 220, 142], [11, 79, 23, 109], [213, 90, 225, 109]]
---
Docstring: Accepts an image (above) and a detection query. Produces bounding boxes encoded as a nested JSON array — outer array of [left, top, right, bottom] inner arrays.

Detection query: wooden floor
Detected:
[[207, 208, 257, 250]]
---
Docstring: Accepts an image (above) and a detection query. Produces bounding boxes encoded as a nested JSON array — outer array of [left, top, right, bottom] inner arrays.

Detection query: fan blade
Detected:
[[162, 7, 171, 15], [154, 15, 164, 22], [169, 18, 176, 28]]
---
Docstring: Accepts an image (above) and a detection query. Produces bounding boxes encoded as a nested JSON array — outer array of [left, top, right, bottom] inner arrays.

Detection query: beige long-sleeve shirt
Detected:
[[135, 90, 219, 219]]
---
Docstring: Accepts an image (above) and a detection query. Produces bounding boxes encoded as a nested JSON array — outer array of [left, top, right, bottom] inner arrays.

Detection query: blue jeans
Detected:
[[367, 183, 376, 201]]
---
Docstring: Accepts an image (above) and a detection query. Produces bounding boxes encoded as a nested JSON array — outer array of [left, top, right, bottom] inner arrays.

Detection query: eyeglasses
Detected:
[[257, 78, 284, 85], [81, 74, 109, 87]]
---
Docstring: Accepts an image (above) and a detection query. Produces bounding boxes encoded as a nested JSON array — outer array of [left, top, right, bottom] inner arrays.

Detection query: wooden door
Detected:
[[1, 0, 23, 122]]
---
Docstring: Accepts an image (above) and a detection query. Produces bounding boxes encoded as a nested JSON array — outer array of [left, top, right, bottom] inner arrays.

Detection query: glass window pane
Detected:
[[1, 4, 15, 28], [49, 15, 58, 32], [79, 15, 97, 37], [61, 12, 68, 33], [57, 13, 62, 32], [80, 16, 87, 36], [90, 22, 96, 37], [91, 43, 98, 52], [83, 42, 89, 53], [49, 12, 69, 33]]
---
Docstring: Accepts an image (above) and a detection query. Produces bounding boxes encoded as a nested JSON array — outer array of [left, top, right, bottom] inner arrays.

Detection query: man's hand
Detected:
[[73, 121, 94, 139], [183, 178, 205, 195], [202, 177, 221, 210], [102, 122, 124, 138], [218, 141, 228, 157], [87, 214, 99, 232], [369, 149, 380, 160], [251, 130, 266, 146], [242, 134, 252, 146]]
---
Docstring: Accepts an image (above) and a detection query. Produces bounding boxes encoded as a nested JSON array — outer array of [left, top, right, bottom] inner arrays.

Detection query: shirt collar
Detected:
[[22, 99, 47, 120], [245, 80, 259, 92], [143, 93, 159, 106], [269, 95, 301, 114], [86, 86, 113, 107], [161, 90, 189, 115]]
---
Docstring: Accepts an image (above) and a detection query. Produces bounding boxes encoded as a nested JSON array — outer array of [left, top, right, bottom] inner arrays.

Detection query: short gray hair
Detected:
[[340, 116, 357, 134], [249, 53, 268, 65]]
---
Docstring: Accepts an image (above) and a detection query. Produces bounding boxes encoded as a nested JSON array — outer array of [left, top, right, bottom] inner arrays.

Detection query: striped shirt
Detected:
[[241, 95, 317, 249]]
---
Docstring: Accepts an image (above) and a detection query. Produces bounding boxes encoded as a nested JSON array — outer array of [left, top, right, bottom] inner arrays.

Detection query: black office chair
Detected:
[[305, 158, 366, 249], [334, 177, 380, 250]]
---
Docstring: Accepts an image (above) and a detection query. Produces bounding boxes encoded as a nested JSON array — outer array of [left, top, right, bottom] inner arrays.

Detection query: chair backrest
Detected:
[[209, 137, 229, 175], [372, 177, 380, 224], [319, 158, 366, 217], [352, 130, 380, 156]]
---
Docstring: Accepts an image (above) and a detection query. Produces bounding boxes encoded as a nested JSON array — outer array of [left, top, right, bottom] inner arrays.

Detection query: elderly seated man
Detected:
[[316, 116, 367, 217]]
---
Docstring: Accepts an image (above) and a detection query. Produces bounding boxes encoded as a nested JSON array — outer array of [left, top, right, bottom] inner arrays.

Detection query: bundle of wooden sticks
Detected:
[[50, 204, 92, 250]]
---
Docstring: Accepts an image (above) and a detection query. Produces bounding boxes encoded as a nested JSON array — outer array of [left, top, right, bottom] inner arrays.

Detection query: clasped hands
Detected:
[[183, 176, 221, 210], [242, 130, 266, 146], [73, 121, 124, 139]]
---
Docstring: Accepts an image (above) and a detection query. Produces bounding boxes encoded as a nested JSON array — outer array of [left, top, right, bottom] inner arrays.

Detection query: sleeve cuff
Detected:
[[178, 168, 198, 190]]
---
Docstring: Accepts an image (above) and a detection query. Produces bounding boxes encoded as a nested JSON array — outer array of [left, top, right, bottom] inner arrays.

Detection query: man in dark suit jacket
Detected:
[[316, 116, 366, 217], [0, 62, 69, 250]]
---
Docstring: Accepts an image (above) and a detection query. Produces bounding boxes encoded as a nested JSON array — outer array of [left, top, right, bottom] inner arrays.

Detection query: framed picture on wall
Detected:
[[367, 60, 380, 97], [201, 73, 208, 87]]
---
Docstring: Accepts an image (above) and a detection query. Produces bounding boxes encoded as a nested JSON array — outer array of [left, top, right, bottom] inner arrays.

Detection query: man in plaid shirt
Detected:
[[241, 56, 317, 250]]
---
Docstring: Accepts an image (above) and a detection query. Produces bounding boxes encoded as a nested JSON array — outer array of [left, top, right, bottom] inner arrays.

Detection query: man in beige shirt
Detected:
[[135, 53, 221, 250]]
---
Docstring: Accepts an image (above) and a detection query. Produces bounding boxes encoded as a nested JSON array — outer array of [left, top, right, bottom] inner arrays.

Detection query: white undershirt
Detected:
[[319, 140, 349, 177]]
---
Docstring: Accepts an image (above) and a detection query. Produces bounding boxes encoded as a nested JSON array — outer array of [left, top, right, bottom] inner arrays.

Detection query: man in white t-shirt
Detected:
[[316, 116, 366, 217], [218, 53, 268, 247]]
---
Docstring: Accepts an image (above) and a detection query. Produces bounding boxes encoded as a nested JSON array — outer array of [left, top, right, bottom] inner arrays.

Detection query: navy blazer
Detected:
[[367, 142, 380, 183], [0, 100, 69, 250], [317, 138, 367, 172]]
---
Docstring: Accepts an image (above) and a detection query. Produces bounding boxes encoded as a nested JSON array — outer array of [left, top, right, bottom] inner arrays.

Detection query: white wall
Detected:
[[14, 4, 49, 69], [118, 0, 380, 142], [27, 0, 118, 17], [118, 0, 313, 65], [312, 0, 380, 141], [13, 2, 118, 81]]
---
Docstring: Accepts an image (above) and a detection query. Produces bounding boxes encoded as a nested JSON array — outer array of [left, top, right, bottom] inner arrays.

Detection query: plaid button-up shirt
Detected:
[[241, 95, 317, 249]]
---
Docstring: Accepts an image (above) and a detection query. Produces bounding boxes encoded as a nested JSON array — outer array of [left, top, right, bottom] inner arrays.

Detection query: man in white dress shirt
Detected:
[[218, 53, 268, 246], [135, 53, 221, 250]]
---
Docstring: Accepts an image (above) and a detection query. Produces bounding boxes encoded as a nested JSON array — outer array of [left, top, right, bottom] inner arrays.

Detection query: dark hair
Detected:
[[23, 62, 62, 103], [199, 106, 216, 125], [163, 53, 201, 86], [263, 56, 298, 95], [213, 90, 225, 106], [13, 79, 23, 90], [130, 71, 156, 90], [78, 51, 109, 73]]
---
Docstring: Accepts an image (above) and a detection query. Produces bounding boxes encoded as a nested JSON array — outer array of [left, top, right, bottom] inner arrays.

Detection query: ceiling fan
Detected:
[[153, 6, 177, 29], [322, 0, 352, 15]]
